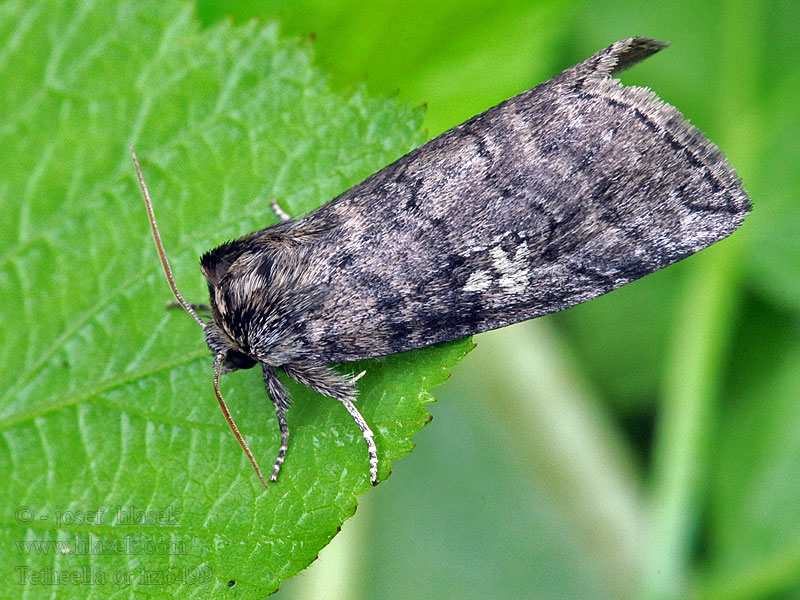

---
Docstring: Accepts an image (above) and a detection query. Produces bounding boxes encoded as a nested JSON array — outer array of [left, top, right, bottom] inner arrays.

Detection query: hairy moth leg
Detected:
[[262, 365, 292, 482], [271, 201, 292, 223], [283, 363, 378, 486]]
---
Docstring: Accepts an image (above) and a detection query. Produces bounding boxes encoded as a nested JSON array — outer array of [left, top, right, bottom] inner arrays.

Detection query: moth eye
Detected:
[[226, 350, 258, 370]]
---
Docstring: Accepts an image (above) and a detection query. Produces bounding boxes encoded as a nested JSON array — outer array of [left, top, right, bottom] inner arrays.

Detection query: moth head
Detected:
[[225, 349, 258, 370], [203, 321, 258, 372]]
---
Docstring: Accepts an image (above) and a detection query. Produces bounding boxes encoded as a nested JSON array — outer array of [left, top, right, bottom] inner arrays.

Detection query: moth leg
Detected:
[[283, 363, 378, 486], [271, 201, 292, 223], [262, 365, 292, 482]]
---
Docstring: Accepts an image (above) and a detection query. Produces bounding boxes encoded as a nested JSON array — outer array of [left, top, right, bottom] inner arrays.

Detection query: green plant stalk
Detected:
[[645, 240, 744, 599], [475, 321, 647, 599], [692, 536, 800, 600]]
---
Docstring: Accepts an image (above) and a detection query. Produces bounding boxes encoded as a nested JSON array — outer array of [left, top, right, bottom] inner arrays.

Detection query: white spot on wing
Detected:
[[490, 242, 530, 293], [463, 270, 493, 293]]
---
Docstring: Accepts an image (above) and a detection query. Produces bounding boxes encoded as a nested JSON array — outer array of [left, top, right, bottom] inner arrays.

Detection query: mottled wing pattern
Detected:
[[241, 38, 749, 365]]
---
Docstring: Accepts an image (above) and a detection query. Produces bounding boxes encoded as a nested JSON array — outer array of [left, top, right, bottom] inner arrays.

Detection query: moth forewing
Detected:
[[136, 37, 750, 488]]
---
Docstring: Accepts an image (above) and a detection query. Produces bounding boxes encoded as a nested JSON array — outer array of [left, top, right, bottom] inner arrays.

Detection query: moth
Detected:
[[132, 38, 750, 488]]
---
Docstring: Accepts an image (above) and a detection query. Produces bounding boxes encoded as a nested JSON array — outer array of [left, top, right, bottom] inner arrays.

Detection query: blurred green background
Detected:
[[192, 1, 800, 599]]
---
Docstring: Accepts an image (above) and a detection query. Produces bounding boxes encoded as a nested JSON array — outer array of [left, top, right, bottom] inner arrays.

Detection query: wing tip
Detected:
[[571, 39, 752, 223]]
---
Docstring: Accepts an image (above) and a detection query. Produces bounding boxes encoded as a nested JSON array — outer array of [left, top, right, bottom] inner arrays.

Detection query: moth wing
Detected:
[[258, 38, 750, 364]]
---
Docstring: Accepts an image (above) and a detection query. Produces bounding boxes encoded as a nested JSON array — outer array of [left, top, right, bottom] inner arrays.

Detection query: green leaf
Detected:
[[0, 1, 471, 597]]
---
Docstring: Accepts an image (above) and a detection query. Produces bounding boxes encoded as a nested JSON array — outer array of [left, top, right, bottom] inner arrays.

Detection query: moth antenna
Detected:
[[130, 146, 205, 328], [214, 355, 269, 489]]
